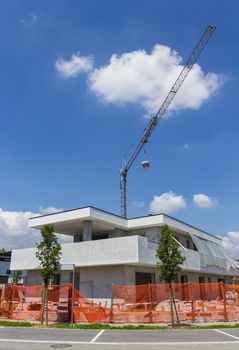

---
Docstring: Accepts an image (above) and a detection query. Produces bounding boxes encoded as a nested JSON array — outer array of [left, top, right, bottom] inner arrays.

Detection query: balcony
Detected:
[[10, 236, 144, 270], [143, 238, 201, 271], [11, 235, 204, 272]]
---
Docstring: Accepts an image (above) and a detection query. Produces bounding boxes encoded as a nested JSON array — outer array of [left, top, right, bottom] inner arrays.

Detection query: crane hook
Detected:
[[141, 148, 150, 171]]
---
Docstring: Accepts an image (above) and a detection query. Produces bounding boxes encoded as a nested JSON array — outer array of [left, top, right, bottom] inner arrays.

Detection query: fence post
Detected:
[[67, 283, 72, 323], [9, 285, 14, 319], [148, 283, 152, 303], [110, 283, 114, 323], [148, 284, 153, 323], [220, 281, 228, 322], [188, 282, 195, 322]]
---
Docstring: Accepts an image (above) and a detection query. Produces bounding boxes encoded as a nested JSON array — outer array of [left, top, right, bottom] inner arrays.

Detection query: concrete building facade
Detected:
[[10, 206, 239, 303]]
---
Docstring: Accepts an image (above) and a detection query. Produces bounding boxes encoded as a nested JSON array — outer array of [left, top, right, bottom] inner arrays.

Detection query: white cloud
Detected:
[[0, 207, 71, 251], [193, 193, 218, 208], [131, 201, 144, 208], [149, 191, 186, 214], [55, 54, 94, 78], [20, 13, 38, 25], [38, 206, 63, 215], [88, 44, 223, 116], [183, 144, 191, 150], [222, 231, 239, 259]]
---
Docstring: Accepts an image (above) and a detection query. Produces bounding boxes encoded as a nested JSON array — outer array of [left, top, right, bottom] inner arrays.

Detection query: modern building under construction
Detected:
[[10, 206, 239, 305]]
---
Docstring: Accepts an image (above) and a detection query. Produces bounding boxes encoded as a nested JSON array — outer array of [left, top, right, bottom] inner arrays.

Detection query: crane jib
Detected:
[[120, 25, 216, 218]]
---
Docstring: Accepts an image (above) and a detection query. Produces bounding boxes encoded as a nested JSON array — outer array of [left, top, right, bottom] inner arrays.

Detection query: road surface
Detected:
[[0, 326, 239, 349]]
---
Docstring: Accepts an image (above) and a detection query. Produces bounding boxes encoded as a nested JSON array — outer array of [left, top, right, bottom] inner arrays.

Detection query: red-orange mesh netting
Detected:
[[111, 282, 239, 323], [0, 284, 70, 322], [1, 282, 239, 323], [70, 285, 110, 323], [0, 284, 110, 323]]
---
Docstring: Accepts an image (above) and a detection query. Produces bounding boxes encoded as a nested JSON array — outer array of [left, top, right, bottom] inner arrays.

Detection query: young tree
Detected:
[[36, 224, 62, 325], [156, 224, 186, 326], [0, 248, 6, 254]]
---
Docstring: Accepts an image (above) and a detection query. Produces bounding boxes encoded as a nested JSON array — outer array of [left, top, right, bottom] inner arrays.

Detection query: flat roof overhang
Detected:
[[29, 206, 222, 244], [29, 207, 128, 236]]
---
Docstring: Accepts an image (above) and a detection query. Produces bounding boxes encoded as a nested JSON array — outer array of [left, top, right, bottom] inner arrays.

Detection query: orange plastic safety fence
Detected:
[[1, 283, 239, 324], [0, 283, 109, 324], [112, 283, 239, 323], [0, 284, 70, 322], [71, 286, 110, 323]]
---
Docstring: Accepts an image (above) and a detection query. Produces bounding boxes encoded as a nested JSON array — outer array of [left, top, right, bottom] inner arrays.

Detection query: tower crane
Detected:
[[120, 25, 216, 218]]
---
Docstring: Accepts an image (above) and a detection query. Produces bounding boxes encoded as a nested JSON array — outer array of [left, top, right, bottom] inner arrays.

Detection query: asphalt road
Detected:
[[0, 327, 239, 350]]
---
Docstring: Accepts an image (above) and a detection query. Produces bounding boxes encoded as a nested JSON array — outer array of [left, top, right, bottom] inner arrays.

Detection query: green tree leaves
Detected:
[[36, 224, 62, 325], [156, 224, 185, 283], [36, 224, 62, 286]]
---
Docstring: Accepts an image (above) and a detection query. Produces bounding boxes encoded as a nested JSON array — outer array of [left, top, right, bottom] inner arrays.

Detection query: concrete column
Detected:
[[83, 220, 92, 241]]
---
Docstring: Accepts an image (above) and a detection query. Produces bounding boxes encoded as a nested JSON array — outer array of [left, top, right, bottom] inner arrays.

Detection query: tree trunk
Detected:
[[169, 283, 174, 326], [46, 283, 49, 326], [169, 282, 180, 325], [41, 284, 45, 325]]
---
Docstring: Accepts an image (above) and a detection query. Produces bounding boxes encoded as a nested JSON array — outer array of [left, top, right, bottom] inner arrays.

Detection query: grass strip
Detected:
[[0, 320, 238, 330], [0, 320, 33, 327]]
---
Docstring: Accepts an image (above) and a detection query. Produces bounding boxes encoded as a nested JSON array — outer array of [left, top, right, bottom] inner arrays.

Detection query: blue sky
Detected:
[[0, 1, 239, 251]]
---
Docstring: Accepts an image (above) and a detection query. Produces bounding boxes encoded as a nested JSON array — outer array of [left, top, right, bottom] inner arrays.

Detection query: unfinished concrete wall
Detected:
[[79, 265, 125, 299], [127, 227, 160, 241], [108, 229, 127, 238], [24, 265, 232, 300], [26, 270, 42, 285]]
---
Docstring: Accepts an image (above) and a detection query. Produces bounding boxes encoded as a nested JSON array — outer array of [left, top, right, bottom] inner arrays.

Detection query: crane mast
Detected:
[[120, 25, 216, 218]]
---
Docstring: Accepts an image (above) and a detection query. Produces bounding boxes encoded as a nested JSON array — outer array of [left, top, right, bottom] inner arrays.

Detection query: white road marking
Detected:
[[90, 329, 105, 343], [0, 339, 238, 345], [214, 329, 239, 340]]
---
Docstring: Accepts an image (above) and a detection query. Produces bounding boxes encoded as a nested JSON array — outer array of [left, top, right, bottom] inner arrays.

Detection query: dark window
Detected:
[[218, 278, 225, 283], [199, 276, 205, 299], [92, 233, 108, 240], [135, 272, 155, 285], [0, 257, 10, 262], [208, 277, 213, 292], [180, 275, 189, 300], [53, 274, 60, 285], [186, 240, 190, 249], [180, 275, 188, 283], [193, 244, 197, 251], [74, 235, 82, 242], [0, 276, 8, 284]]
